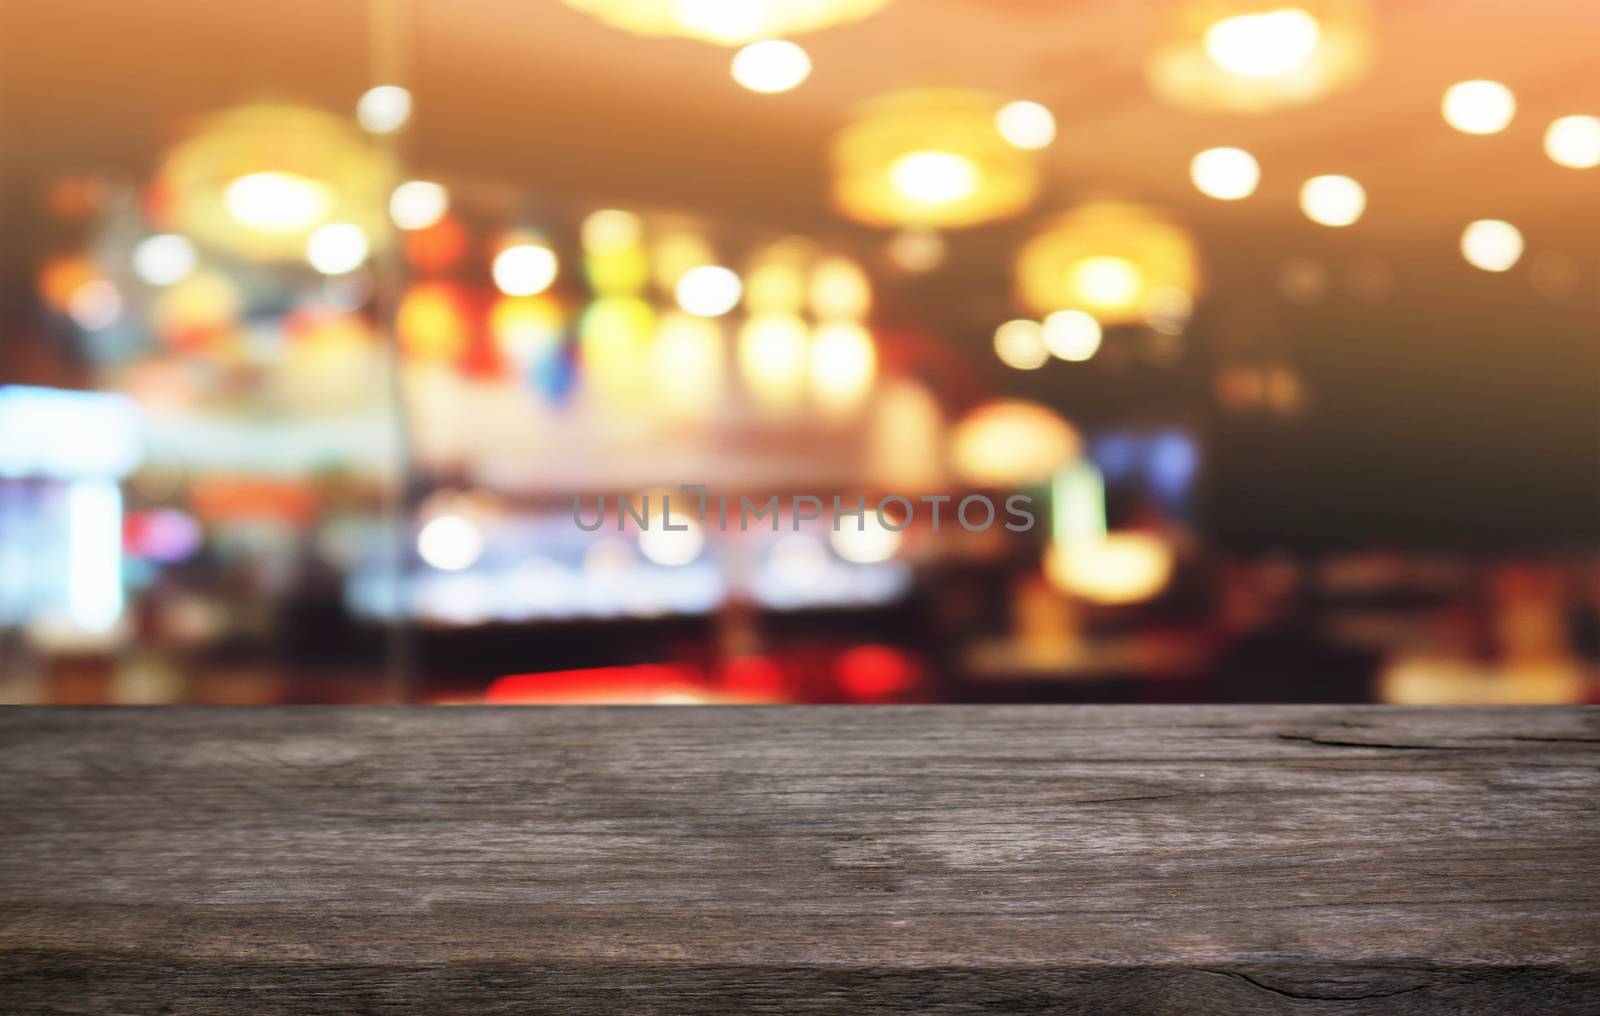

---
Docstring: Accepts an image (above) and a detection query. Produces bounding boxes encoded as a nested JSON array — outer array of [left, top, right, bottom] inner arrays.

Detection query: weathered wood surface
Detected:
[[1, 705, 1597, 1014]]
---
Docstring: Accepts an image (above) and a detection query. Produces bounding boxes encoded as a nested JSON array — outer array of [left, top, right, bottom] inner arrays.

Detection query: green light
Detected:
[[1052, 462, 1106, 546]]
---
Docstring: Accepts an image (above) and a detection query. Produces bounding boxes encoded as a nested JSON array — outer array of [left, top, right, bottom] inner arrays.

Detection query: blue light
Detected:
[[1090, 432, 1141, 482], [1149, 430, 1200, 508]]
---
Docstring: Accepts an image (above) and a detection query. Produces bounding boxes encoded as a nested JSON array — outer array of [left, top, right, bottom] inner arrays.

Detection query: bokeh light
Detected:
[[769, 535, 829, 586], [739, 313, 810, 410], [809, 321, 876, 413], [224, 172, 334, 233], [132, 234, 198, 286], [356, 84, 413, 134], [580, 296, 655, 404], [582, 209, 643, 254], [305, 223, 369, 275], [1016, 203, 1202, 325], [730, 39, 812, 93], [652, 312, 726, 419], [1143, 286, 1194, 334], [1442, 80, 1515, 135], [638, 512, 705, 566], [745, 247, 809, 313], [889, 151, 979, 205], [389, 181, 450, 230], [490, 295, 564, 373], [835, 645, 917, 701], [38, 256, 99, 312], [160, 104, 392, 261], [831, 514, 903, 563], [1190, 146, 1260, 200], [1042, 309, 1103, 362], [809, 256, 872, 320], [885, 228, 946, 273], [952, 400, 1080, 487], [995, 100, 1056, 150], [1277, 257, 1330, 304], [281, 310, 381, 412], [583, 211, 650, 296], [397, 282, 471, 362], [652, 230, 715, 292], [675, 265, 743, 317], [832, 88, 1041, 228], [493, 243, 559, 296], [1299, 174, 1365, 226], [1544, 115, 1600, 169], [404, 214, 469, 272], [1071, 257, 1143, 311], [152, 270, 239, 347], [67, 279, 123, 331], [418, 514, 483, 571], [993, 319, 1048, 371], [1045, 533, 1174, 605], [1460, 219, 1523, 272], [559, 0, 892, 45], [1147, 0, 1373, 114], [1205, 9, 1321, 78]]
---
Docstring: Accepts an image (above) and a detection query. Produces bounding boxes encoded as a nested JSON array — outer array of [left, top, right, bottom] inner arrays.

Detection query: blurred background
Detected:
[[1, 0, 1596, 706]]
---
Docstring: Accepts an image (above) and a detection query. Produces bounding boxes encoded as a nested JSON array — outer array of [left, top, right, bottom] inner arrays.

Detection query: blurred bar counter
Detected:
[[2, 705, 1597, 1013]]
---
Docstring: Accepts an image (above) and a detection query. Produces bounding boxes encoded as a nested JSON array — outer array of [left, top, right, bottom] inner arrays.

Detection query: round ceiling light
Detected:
[[831, 88, 1042, 229], [157, 104, 393, 261], [561, 0, 893, 45], [1015, 203, 1203, 325], [1147, 1, 1374, 113]]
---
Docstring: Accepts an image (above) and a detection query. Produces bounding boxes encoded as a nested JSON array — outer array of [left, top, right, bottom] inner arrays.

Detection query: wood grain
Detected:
[[2, 705, 1597, 1014]]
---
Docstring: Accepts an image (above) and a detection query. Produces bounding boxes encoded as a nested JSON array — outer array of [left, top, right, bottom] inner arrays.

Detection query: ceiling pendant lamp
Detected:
[[156, 104, 394, 261], [560, 0, 893, 45], [1146, 0, 1374, 114], [1015, 202, 1202, 327], [951, 400, 1081, 489], [831, 88, 1042, 230]]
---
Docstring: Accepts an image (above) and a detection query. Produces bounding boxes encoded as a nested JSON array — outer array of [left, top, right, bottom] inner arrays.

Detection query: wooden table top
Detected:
[[2, 705, 1597, 1014]]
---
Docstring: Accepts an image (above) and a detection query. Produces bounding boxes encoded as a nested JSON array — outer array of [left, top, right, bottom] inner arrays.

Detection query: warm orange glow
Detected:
[[652, 312, 726, 420], [993, 319, 1048, 370], [397, 283, 472, 363], [809, 321, 876, 414], [1442, 80, 1515, 135], [38, 256, 99, 312], [560, 0, 893, 45], [404, 214, 469, 273], [731, 40, 812, 93], [739, 313, 810, 412], [1190, 146, 1260, 200], [157, 104, 393, 260], [746, 242, 811, 314], [487, 665, 710, 704], [809, 256, 872, 320], [152, 271, 240, 349], [951, 400, 1081, 487], [1299, 174, 1365, 226], [1148, 1, 1373, 113], [832, 88, 1041, 229], [1016, 203, 1202, 324], [489, 295, 565, 370], [281, 310, 381, 412], [1045, 533, 1175, 604], [580, 296, 655, 405]]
